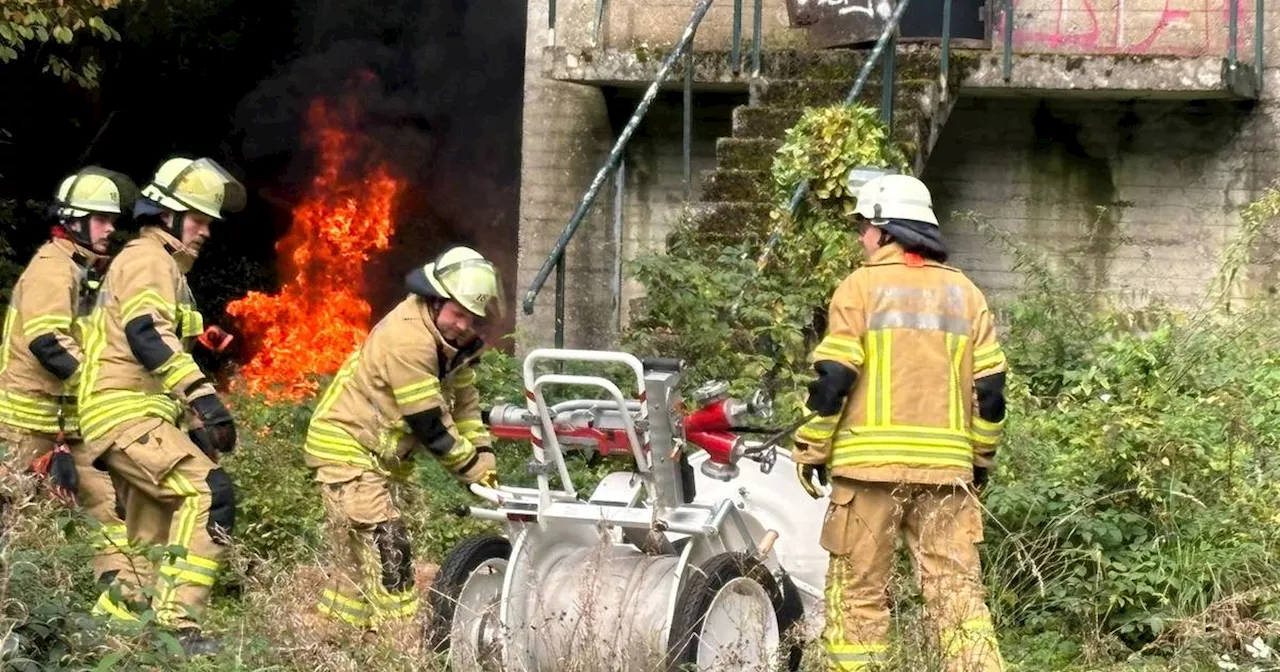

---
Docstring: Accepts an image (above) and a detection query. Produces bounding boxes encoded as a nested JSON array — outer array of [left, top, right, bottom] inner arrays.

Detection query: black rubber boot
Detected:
[[175, 628, 222, 657]]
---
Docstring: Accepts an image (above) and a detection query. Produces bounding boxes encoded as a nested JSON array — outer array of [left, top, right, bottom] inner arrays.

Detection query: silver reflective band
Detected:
[[868, 311, 971, 335]]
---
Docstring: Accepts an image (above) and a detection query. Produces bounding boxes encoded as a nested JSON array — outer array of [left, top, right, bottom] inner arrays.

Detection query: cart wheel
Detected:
[[665, 552, 803, 671], [426, 534, 511, 669]]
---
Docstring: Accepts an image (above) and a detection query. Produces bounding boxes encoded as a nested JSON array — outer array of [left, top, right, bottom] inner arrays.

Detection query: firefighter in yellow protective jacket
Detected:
[[304, 245, 500, 634], [0, 168, 137, 569], [793, 174, 1009, 672], [78, 157, 245, 656]]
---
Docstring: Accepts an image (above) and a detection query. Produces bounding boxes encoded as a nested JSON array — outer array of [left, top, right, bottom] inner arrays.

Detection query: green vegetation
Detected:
[[1, 105, 1278, 670]]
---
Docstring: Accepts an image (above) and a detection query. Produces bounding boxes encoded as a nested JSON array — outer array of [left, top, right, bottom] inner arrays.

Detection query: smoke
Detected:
[[228, 0, 526, 343]]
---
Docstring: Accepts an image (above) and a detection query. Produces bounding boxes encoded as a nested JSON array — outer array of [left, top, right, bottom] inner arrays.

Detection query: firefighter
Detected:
[[792, 174, 1009, 672], [77, 156, 245, 655], [0, 169, 137, 559], [304, 245, 500, 636]]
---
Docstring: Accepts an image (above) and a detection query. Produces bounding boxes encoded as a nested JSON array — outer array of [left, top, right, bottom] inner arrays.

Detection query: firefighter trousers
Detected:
[[821, 478, 1003, 672], [89, 420, 235, 630], [314, 466, 418, 630], [0, 424, 53, 499]]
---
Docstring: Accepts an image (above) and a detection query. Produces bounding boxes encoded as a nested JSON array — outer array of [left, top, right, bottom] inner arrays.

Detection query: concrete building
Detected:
[[515, 0, 1276, 352]]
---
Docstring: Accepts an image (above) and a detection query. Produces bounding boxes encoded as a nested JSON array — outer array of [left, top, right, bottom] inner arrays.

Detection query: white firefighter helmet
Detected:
[[406, 246, 504, 319], [54, 167, 137, 219], [139, 157, 246, 221], [854, 174, 938, 227]]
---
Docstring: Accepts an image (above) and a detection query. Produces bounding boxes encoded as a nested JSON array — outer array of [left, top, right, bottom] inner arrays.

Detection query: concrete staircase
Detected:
[[685, 46, 967, 246]]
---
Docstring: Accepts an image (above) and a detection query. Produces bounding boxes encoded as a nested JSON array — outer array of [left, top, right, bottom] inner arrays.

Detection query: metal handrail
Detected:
[[522, 0, 717, 339], [742, 0, 916, 292]]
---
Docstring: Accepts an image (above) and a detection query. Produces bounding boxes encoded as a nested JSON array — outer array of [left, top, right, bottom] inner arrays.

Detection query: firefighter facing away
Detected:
[[77, 157, 246, 655], [304, 245, 501, 633], [0, 168, 137, 548], [792, 174, 1009, 671]]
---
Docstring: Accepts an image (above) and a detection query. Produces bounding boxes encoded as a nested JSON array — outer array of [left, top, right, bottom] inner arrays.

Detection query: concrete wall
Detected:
[[546, 0, 807, 55], [925, 95, 1274, 308], [1005, 0, 1259, 57], [517, 0, 742, 352]]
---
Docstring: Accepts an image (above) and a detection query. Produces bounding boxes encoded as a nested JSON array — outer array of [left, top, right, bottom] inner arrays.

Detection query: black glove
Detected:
[[48, 446, 78, 504], [805, 362, 858, 416], [973, 465, 990, 492], [190, 394, 237, 456], [797, 463, 829, 499]]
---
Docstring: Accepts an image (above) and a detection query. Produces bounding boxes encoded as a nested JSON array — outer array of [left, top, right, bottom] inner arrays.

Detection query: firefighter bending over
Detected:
[[792, 175, 1009, 672], [77, 157, 246, 655], [0, 168, 137, 562], [305, 245, 501, 635]]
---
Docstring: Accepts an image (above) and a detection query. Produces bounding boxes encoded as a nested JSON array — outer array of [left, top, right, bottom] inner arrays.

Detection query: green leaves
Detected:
[[1, 0, 131, 87]]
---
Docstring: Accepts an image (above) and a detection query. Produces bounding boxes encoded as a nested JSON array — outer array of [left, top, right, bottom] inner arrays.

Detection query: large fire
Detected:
[[227, 99, 402, 401]]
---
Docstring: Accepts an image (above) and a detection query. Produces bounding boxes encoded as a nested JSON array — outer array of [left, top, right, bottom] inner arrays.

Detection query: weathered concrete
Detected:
[[545, 0, 807, 56], [962, 53, 1259, 98]]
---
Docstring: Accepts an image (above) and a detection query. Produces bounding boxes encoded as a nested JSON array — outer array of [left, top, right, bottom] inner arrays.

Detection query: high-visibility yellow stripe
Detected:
[[0, 306, 16, 375], [438, 436, 477, 471], [947, 333, 968, 431], [941, 616, 1001, 658], [318, 590, 372, 627], [795, 414, 840, 444], [974, 343, 1007, 375], [452, 368, 477, 386], [93, 591, 140, 622], [393, 377, 441, 407], [22, 314, 73, 336], [78, 391, 181, 440], [175, 305, 204, 339], [158, 353, 200, 390], [304, 421, 378, 470], [813, 334, 866, 368], [121, 289, 172, 322], [865, 330, 892, 427]]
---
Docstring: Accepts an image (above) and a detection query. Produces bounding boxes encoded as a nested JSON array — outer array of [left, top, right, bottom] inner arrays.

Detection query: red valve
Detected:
[[686, 430, 738, 465], [197, 326, 234, 353]]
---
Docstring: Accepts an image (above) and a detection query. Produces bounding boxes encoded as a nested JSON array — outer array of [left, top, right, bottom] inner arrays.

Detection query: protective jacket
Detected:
[[793, 244, 1008, 485], [0, 237, 107, 436], [304, 296, 493, 481], [77, 227, 212, 447]]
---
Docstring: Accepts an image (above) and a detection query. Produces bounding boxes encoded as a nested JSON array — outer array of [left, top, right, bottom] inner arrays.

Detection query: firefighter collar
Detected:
[[866, 244, 935, 268], [49, 236, 107, 272], [141, 226, 199, 273], [418, 299, 486, 375]]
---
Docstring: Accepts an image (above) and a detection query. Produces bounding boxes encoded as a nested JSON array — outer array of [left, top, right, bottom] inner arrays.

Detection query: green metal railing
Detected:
[[525, 0, 764, 347], [533, 0, 1266, 347]]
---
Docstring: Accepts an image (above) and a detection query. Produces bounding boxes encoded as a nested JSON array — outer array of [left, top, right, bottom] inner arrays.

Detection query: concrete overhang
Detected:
[[545, 46, 1259, 101]]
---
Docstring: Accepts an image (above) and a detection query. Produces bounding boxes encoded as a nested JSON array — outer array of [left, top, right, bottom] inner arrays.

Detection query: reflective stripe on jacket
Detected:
[[793, 244, 1009, 484], [0, 239, 104, 435], [77, 228, 206, 443], [303, 296, 492, 480]]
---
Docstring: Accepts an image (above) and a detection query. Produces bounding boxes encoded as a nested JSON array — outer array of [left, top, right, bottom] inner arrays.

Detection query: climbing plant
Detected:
[[624, 104, 907, 420]]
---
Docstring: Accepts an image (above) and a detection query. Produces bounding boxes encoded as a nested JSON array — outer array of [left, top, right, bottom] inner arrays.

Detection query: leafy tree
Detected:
[[0, 0, 128, 87]]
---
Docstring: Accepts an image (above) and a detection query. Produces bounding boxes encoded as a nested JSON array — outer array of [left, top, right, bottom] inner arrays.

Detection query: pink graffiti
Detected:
[[995, 0, 1254, 56]]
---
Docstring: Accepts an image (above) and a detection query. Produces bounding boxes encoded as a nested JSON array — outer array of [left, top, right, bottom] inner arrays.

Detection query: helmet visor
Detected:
[[159, 158, 247, 219], [435, 258, 505, 321]]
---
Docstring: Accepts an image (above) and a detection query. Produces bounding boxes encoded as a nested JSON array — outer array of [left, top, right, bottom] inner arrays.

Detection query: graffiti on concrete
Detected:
[[999, 0, 1254, 56]]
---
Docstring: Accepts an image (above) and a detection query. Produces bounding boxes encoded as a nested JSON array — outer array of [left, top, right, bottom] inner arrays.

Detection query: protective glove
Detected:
[[457, 448, 498, 488], [32, 442, 78, 505], [796, 462, 828, 499], [189, 393, 237, 457], [972, 465, 990, 493]]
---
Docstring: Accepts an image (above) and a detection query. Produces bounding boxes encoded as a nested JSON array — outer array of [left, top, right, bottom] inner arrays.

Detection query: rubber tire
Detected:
[[425, 534, 511, 654], [665, 552, 804, 672]]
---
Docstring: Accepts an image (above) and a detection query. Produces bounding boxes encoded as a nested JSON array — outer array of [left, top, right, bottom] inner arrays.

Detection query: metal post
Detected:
[[555, 256, 566, 349], [612, 159, 626, 334], [1255, 0, 1264, 95], [752, 0, 763, 75], [549, 0, 557, 46], [522, 0, 717, 316], [594, 0, 606, 45], [732, 0, 743, 75], [1003, 0, 1014, 82], [941, 0, 953, 79], [1229, 0, 1239, 69], [684, 46, 694, 200], [881, 30, 896, 131]]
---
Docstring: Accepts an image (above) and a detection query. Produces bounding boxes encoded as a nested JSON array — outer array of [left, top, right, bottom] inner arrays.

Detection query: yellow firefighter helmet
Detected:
[[139, 157, 246, 221], [53, 167, 137, 219], [406, 246, 504, 319]]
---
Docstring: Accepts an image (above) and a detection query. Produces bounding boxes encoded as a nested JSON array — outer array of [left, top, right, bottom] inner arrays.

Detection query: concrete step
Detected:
[[716, 137, 782, 172], [753, 78, 875, 108], [701, 168, 773, 203], [684, 201, 773, 241], [732, 106, 807, 139]]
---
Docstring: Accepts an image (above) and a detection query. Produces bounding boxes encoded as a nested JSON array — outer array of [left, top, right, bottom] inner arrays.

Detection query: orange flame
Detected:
[[227, 99, 402, 401]]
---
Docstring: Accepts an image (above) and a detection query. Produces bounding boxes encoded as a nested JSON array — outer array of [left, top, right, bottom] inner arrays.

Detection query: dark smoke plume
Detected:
[[229, 0, 526, 344]]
